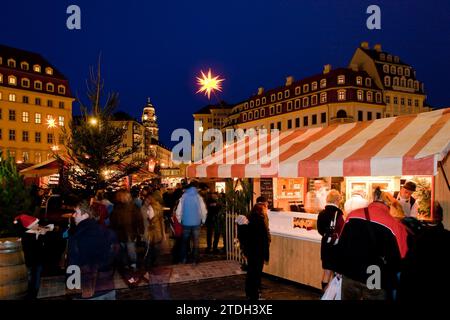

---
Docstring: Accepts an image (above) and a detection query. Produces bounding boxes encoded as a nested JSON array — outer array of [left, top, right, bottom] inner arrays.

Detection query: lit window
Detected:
[[366, 91, 373, 102], [338, 90, 346, 101], [320, 79, 326, 88], [33, 65, 41, 73], [357, 90, 363, 101], [356, 76, 362, 85], [0, 74, 2, 83], [58, 116, 64, 126], [311, 82, 318, 91], [9, 93, 16, 102], [45, 67, 53, 75], [8, 76, 17, 85], [383, 65, 389, 73], [337, 75, 345, 84], [22, 111, 29, 123], [302, 97, 309, 107], [35, 152, 41, 162], [320, 92, 327, 103], [35, 113, 41, 124]]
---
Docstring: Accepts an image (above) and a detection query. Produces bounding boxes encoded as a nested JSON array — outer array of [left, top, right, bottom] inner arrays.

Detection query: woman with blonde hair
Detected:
[[381, 192, 405, 220], [141, 193, 165, 269]]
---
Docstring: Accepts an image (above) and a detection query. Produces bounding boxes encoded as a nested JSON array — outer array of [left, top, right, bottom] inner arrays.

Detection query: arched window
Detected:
[[383, 65, 389, 73], [337, 90, 346, 101], [21, 62, 29, 70], [8, 75, 17, 85], [393, 77, 399, 86], [46, 83, 54, 92], [407, 79, 413, 88], [33, 65, 41, 73], [7, 59, 16, 68], [45, 67, 53, 75], [384, 76, 391, 86], [336, 109, 347, 118], [58, 85, 66, 94]]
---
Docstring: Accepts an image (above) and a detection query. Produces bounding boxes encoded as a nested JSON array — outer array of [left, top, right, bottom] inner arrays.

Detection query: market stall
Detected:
[[187, 108, 450, 289]]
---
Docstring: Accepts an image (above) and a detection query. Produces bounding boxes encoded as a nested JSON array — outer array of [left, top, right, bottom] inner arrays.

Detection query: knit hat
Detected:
[[403, 181, 417, 192], [14, 214, 39, 229]]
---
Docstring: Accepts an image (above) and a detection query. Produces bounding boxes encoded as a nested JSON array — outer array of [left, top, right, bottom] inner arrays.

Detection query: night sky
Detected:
[[1, 0, 450, 147]]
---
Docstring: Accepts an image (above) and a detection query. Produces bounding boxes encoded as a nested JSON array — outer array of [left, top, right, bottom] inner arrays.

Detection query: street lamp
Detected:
[[89, 117, 98, 126]]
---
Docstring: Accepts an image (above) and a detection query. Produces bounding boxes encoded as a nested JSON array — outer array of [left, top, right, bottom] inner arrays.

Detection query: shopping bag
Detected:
[[321, 275, 342, 300], [170, 215, 183, 238]]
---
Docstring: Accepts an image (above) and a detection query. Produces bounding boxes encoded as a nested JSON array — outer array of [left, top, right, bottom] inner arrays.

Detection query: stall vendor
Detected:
[[393, 181, 419, 218]]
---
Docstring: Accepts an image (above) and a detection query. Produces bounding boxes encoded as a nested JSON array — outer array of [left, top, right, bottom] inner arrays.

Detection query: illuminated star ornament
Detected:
[[47, 117, 56, 128], [196, 68, 224, 100]]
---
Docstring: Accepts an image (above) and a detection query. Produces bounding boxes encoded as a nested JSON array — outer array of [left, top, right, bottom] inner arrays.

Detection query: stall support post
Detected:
[[431, 175, 435, 221]]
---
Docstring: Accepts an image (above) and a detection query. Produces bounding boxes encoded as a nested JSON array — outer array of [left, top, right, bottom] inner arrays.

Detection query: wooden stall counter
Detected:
[[263, 211, 323, 290]]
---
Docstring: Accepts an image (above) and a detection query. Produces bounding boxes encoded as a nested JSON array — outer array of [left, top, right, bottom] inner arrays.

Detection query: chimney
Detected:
[[350, 63, 358, 72], [285, 76, 294, 86], [323, 64, 332, 74], [360, 41, 369, 49], [257, 87, 264, 95], [374, 43, 382, 52]]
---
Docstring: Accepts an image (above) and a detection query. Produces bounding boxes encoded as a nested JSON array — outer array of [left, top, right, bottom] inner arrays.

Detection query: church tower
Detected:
[[141, 97, 159, 141]]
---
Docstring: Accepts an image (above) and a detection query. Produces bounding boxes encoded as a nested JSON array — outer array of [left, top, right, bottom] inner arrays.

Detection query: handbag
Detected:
[[170, 215, 183, 238], [324, 211, 339, 245], [321, 275, 342, 300]]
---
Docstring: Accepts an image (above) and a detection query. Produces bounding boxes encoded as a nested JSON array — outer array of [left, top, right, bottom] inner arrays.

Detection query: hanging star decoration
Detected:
[[196, 68, 224, 100], [46, 117, 56, 128]]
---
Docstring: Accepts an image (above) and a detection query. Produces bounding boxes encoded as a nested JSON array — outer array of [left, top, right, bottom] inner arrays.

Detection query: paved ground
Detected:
[[39, 227, 321, 300]]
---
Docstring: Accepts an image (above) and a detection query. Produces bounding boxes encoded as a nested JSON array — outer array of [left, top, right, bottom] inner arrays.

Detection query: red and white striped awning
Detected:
[[187, 108, 450, 178]]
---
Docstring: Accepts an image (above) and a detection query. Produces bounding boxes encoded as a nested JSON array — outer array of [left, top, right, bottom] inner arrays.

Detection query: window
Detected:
[[295, 118, 300, 128], [407, 79, 413, 88], [9, 93, 16, 102], [47, 100, 53, 107], [356, 76, 362, 85], [376, 93, 382, 103], [58, 135, 64, 144], [254, 110, 259, 119], [47, 133, 54, 144], [295, 86, 301, 95], [248, 112, 253, 121], [405, 69, 410, 77], [390, 66, 397, 75], [414, 81, 419, 90], [35, 152, 41, 163], [376, 112, 381, 119], [8, 75, 17, 85], [337, 90, 346, 101], [336, 110, 347, 118], [302, 97, 309, 107], [22, 111, 29, 123], [401, 78, 406, 87], [366, 91, 373, 102], [387, 55, 392, 62], [284, 90, 290, 98], [303, 116, 308, 127], [383, 65, 389, 73], [21, 62, 29, 70], [365, 78, 372, 87], [35, 132, 41, 143], [7, 59, 16, 68], [46, 83, 54, 92], [9, 110, 16, 121], [394, 56, 400, 63], [367, 112, 372, 121], [320, 79, 327, 88], [0, 108, 2, 119], [303, 84, 309, 93], [287, 101, 293, 111], [35, 113, 41, 124], [260, 108, 265, 117], [35, 98, 41, 105], [277, 122, 281, 130], [277, 92, 283, 100], [21, 78, 30, 88], [249, 101, 254, 108], [380, 54, 386, 60], [337, 75, 345, 84], [294, 99, 301, 109], [312, 114, 317, 125], [9, 130, 15, 141], [287, 119, 292, 129], [271, 94, 275, 102], [269, 105, 275, 115], [394, 97, 398, 104], [242, 113, 247, 122], [276, 104, 282, 113], [58, 101, 65, 109], [262, 97, 266, 104], [415, 100, 419, 107], [358, 111, 363, 121], [398, 67, 403, 76], [34, 81, 42, 90], [270, 123, 274, 130], [386, 96, 391, 104], [401, 98, 405, 105], [0, 74, 2, 83], [45, 67, 53, 75], [22, 131, 29, 142], [244, 102, 248, 110], [0, 92, 2, 100], [311, 95, 318, 105], [311, 82, 318, 91], [393, 77, 399, 86], [357, 90, 363, 101], [384, 76, 391, 86], [33, 65, 41, 72], [408, 99, 412, 106], [321, 112, 326, 123], [58, 116, 65, 126], [320, 92, 327, 103]]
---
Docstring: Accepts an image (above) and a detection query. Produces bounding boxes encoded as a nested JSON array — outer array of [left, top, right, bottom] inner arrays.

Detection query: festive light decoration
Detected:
[[196, 68, 224, 99]]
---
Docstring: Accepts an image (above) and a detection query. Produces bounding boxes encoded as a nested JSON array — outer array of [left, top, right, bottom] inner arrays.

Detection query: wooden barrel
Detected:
[[0, 238, 28, 300]]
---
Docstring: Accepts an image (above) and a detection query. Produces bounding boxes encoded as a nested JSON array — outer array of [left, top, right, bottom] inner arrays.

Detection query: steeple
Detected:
[[141, 97, 159, 141]]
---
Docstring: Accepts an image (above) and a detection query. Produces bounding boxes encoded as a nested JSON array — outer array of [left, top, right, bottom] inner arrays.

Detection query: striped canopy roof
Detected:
[[187, 108, 450, 178]]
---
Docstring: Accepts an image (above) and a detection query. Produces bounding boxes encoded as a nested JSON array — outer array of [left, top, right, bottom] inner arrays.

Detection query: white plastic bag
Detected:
[[321, 275, 342, 300]]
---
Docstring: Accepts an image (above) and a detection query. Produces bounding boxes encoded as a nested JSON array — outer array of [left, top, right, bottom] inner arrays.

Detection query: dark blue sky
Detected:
[[1, 0, 450, 146]]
